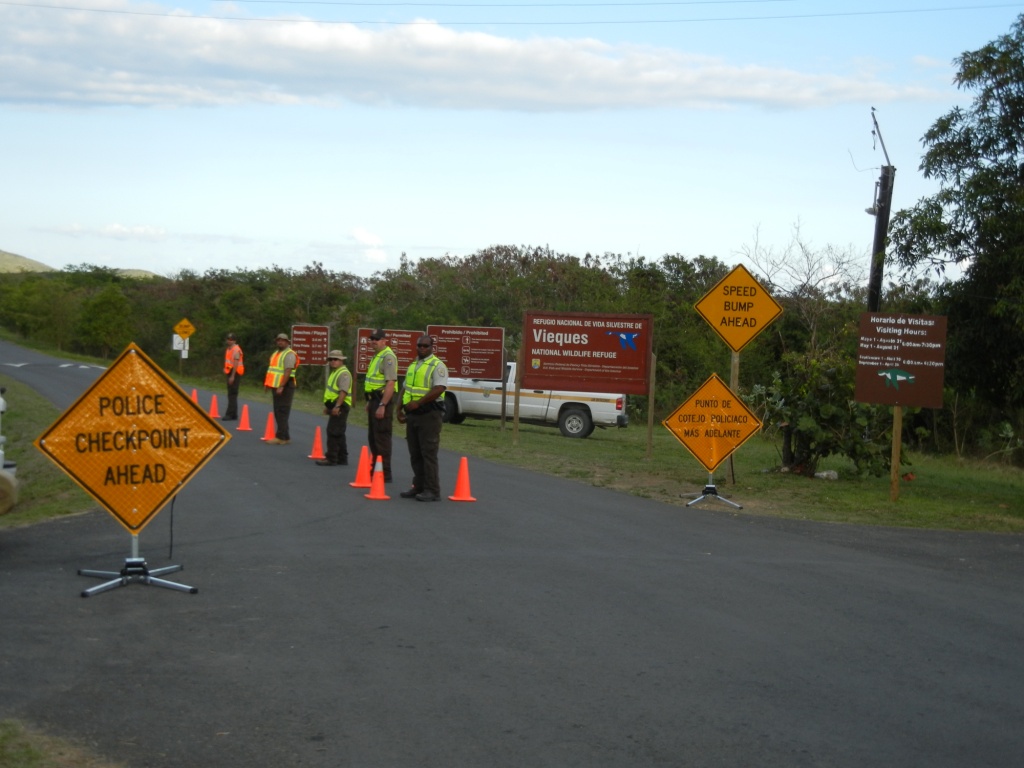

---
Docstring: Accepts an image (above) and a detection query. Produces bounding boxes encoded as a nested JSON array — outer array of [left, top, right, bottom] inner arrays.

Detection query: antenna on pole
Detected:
[[866, 108, 896, 313]]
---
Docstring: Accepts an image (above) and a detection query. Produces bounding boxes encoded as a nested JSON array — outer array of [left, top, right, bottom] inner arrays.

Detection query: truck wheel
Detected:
[[559, 407, 593, 438], [443, 396, 466, 425]]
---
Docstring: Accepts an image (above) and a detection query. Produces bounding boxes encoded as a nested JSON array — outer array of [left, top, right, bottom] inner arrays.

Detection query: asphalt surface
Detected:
[[2, 340, 1023, 767]]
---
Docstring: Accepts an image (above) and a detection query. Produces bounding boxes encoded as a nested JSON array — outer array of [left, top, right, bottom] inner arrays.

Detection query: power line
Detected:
[[2, 0, 1023, 25]]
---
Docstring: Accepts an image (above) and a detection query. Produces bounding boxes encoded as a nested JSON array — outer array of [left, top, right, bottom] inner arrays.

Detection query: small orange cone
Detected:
[[190, 388, 198, 403], [260, 412, 276, 441], [308, 426, 326, 459], [237, 404, 252, 431], [349, 446, 372, 488], [364, 457, 390, 500], [448, 456, 476, 502], [208, 394, 220, 418]]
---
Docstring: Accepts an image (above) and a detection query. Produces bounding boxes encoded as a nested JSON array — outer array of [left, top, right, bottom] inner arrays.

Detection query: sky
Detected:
[[2, 1, 1023, 280]]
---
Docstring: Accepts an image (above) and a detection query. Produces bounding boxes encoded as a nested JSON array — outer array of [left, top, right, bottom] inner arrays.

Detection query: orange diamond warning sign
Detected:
[[695, 264, 782, 352], [34, 343, 231, 533], [174, 317, 196, 340], [662, 374, 762, 472]]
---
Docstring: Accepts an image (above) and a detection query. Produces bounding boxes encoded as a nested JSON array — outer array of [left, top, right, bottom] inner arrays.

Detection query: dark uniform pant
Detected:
[[406, 409, 443, 495], [367, 396, 395, 480], [225, 374, 241, 419], [272, 381, 296, 441], [326, 403, 349, 464]]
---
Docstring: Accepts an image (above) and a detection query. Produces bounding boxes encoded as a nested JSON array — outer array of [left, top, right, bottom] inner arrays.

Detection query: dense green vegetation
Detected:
[[1, 245, 1018, 474]]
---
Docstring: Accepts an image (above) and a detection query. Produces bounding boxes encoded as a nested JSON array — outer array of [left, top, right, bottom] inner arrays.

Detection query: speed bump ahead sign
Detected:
[[663, 374, 762, 472], [34, 343, 231, 533]]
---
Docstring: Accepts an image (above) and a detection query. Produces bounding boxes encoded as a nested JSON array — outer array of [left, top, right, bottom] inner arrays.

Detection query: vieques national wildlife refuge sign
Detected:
[[35, 343, 231, 534]]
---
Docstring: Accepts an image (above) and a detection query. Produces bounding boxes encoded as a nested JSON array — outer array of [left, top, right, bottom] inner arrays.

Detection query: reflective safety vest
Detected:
[[224, 345, 245, 375], [402, 355, 446, 407], [324, 365, 352, 407], [365, 346, 396, 393], [264, 347, 298, 388]]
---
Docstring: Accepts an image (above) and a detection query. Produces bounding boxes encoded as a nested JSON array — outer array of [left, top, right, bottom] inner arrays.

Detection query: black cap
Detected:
[[369, 328, 387, 340], [417, 335, 433, 346]]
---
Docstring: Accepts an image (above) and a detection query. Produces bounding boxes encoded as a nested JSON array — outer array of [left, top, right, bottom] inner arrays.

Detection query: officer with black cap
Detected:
[[397, 334, 448, 501], [364, 329, 398, 482]]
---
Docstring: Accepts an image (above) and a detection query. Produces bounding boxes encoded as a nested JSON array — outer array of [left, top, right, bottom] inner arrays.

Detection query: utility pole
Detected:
[[866, 108, 895, 312]]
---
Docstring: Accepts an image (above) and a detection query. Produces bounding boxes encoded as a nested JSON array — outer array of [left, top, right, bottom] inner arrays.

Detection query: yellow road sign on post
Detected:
[[695, 264, 782, 352], [34, 343, 231, 534], [662, 374, 762, 472], [173, 318, 196, 340]]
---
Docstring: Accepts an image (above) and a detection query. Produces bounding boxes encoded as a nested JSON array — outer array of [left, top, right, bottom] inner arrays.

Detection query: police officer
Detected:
[[317, 350, 351, 466], [264, 332, 298, 445], [364, 329, 397, 482], [223, 332, 244, 421], [397, 335, 448, 501]]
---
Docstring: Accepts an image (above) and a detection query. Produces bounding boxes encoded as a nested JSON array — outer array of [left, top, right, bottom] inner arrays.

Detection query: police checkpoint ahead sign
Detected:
[[695, 264, 782, 353], [663, 374, 762, 473], [34, 343, 231, 534]]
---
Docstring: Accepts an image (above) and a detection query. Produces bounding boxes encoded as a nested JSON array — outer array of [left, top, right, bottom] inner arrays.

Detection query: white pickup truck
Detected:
[[442, 362, 629, 438]]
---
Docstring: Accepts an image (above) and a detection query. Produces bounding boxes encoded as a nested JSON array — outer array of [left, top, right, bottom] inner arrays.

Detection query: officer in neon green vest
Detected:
[[397, 335, 448, 502], [317, 350, 352, 466], [364, 328, 398, 482]]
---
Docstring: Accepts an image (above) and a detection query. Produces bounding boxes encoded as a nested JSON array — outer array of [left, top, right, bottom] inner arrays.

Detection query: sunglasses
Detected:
[[417, 344, 431, 348]]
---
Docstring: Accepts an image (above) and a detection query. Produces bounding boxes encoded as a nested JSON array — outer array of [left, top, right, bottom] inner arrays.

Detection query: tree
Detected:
[[889, 15, 1024, 408]]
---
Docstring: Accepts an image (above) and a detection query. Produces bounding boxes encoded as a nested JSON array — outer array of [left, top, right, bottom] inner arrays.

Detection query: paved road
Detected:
[[2, 340, 1023, 767]]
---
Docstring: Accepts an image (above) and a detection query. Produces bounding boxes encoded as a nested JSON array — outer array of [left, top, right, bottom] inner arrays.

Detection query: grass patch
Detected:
[[0, 720, 123, 768], [0, 375, 94, 529], [431, 415, 1024, 532]]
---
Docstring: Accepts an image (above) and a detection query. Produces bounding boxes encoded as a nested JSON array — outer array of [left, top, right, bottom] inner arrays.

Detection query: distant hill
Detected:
[[0, 249, 160, 279], [0, 249, 55, 273]]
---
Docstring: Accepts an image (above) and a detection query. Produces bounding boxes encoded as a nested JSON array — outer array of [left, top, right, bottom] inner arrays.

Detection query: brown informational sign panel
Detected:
[[695, 264, 783, 352], [855, 313, 947, 409], [33, 343, 231, 534], [290, 324, 330, 367], [355, 327, 421, 375], [520, 312, 652, 395], [662, 374, 762, 472], [173, 317, 195, 340], [427, 325, 505, 379]]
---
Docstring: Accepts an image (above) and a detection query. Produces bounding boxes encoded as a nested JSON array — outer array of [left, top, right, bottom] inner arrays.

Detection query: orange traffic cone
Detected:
[[349, 446, 372, 488], [364, 457, 390, 500], [208, 394, 220, 419], [237, 404, 252, 431], [260, 412, 276, 441], [448, 456, 476, 502], [308, 426, 326, 460], [190, 388, 198, 403]]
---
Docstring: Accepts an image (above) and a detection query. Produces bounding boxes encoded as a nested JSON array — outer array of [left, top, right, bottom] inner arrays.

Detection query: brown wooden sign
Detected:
[[855, 313, 947, 409], [520, 312, 653, 396], [291, 324, 330, 367], [427, 325, 505, 380], [355, 328, 421, 375]]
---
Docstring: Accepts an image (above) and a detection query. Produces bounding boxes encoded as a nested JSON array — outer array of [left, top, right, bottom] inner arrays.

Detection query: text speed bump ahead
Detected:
[[695, 264, 782, 352], [663, 374, 762, 472], [34, 343, 231, 534]]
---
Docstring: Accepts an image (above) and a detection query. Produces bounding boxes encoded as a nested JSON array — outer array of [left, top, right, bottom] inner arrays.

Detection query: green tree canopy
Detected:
[[889, 14, 1024, 408]]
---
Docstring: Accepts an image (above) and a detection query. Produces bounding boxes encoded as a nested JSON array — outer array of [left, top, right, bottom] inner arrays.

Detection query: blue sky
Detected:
[[2, 1, 1022, 280]]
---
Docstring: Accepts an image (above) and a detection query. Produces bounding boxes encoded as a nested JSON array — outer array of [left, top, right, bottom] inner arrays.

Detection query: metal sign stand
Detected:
[[685, 472, 743, 510], [78, 534, 197, 597]]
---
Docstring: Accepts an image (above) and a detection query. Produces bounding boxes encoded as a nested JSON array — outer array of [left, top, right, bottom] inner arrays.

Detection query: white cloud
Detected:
[[53, 222, 167, 240], [0, 2, 946, 111]]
